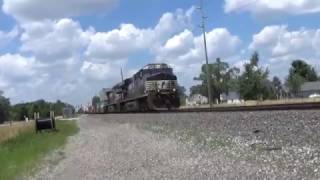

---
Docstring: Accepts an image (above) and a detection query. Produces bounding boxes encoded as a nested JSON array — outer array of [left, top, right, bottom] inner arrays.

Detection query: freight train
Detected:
[[102, 63, 180, 112]]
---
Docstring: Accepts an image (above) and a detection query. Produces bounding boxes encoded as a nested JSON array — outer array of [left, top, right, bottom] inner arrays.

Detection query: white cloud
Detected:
[[249, 25, 320, 78], [85, 24, 153, 62], [20, 18, 94, 62], [224, 0, 320, 16], [155, 28, 241, 87], [0, 54, 36, 81], [158, 30, 195, 59], [199, 28, 241, 59], [250, 25, 320, 60], [3, 0, 118, 21], [156, 28, 241, 67], [0, 26, 19, 47], [80, 61, 125, 81], [154, 7, 195, 41], [85, 7, 195, 63]]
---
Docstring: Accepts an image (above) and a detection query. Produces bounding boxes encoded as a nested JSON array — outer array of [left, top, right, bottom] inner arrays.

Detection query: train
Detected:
[[102, 63, 180, 112]]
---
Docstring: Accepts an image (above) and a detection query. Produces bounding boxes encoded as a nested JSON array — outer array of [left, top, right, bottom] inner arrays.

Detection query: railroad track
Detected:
[[175, 102, 320, 113], [87, 102, 320, 114]]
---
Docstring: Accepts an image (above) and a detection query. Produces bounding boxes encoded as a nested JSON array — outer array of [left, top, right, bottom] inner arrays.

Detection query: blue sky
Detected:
[[0, 0, 320, 105]]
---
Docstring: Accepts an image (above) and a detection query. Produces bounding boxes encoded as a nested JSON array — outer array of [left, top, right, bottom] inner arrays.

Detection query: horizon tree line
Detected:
[[190, 51, 319, 103]]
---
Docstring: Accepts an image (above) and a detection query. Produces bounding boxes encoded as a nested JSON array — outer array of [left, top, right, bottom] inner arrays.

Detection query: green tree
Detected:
[[19, 106, 29, 120], [53, 100, 66, 116], [239, 52, 271, 100], [286, 60, 319, 96], [272, 76, 282, 90], [177, 85, 187, 105], [0, 91, 10, 124], [193, 58, 240, 103], [286, 73, 305, 96], [289, 60, 318, 81], [272, 76, 283, 99], [190, 84, 206, 96], [11, 100, 73, 120]]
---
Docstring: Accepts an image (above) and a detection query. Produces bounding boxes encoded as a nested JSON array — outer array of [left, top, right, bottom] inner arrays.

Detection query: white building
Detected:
[[186, 94, 208, 106], [220, 91, 243, 104]]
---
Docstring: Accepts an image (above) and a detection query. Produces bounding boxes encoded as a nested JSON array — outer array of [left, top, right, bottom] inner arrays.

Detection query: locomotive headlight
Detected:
[[173, 88, 176, 92], [157, 89, 160, 93]]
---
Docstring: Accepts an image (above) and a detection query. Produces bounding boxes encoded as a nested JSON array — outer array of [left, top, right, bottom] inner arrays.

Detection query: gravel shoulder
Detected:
[[31, 111, 320, 179]]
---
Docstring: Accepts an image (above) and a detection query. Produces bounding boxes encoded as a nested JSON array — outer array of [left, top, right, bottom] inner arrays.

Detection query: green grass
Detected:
[[0, 120, 79, 180]]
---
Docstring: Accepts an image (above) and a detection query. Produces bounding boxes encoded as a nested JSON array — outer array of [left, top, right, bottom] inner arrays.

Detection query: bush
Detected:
[[0, 92, 10, 124]]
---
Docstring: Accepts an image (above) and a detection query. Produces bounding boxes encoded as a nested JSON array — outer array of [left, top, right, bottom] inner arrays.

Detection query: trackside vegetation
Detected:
[[0, 122, 34, 143], [190, 52, 320, 102], [0, 120, 79, 179]]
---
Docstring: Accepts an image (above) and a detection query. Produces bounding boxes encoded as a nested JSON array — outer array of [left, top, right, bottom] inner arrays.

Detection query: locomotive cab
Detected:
[[145, 73, 177, 93], [142, 64, 180, 110]]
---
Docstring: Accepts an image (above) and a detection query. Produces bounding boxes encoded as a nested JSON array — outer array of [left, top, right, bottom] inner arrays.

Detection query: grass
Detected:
[[0, 122, 34, 143], [0, 120, 79, 180]]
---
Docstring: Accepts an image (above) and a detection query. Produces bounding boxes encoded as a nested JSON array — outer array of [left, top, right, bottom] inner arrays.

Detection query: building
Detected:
[[186, 94, 208, 106], [299, 81, 320, 98], [220, 91, 243, 104]]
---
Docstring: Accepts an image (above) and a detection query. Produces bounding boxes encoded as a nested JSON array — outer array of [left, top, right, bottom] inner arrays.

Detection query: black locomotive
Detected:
[[103, 63, 180, 112]]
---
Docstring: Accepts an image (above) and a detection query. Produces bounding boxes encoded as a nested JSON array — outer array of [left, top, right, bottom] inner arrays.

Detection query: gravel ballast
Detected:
[[32, 110, 320, 179]]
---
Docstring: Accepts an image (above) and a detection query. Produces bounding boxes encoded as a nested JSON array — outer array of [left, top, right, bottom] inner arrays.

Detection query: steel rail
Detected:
[[86, 102, 320, 114]]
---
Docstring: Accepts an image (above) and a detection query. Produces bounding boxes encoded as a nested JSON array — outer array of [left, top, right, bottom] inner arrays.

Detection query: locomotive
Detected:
[[103, 63, 180, 112]]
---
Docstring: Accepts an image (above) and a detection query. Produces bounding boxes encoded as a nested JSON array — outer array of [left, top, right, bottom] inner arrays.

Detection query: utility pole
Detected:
[[120, 68, 124, 101], [198, 0, 213, 108], [120, 68, 124, 83]]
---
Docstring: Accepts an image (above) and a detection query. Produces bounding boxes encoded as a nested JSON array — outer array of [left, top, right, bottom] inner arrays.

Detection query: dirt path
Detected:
[[31, 114, 302, 180]]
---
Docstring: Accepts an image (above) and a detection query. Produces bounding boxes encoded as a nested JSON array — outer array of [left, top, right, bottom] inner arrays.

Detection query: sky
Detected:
[[0, 0, 320, 106]]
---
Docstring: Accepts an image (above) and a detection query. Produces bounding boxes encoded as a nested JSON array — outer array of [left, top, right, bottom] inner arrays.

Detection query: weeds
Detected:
[[0, 120, 79, 179]]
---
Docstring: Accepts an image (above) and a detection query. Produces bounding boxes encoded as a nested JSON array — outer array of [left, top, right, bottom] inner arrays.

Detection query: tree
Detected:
[[19, 106, 29, 120], [272, 76, 283, 99], [272, 76, 282, 90], [190, 84, 206, 96], [286, 73, 305, 96], [177, 85, 187, 105], [289, 60, 318, 81], [53, 100, 66, 116], [286, 60, 318, 96], [193, 58, 240, 103], [0, 91, 10, 124], [10, 100, 73, 120], [239, 52, 271, 100]]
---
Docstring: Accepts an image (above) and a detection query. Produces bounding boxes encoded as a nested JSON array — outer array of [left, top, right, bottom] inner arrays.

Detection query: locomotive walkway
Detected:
[[30, 113, 319, 179]]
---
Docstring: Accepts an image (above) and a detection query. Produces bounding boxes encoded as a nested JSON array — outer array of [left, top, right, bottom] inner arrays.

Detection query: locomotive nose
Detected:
[[145, 72, 178, 93]]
